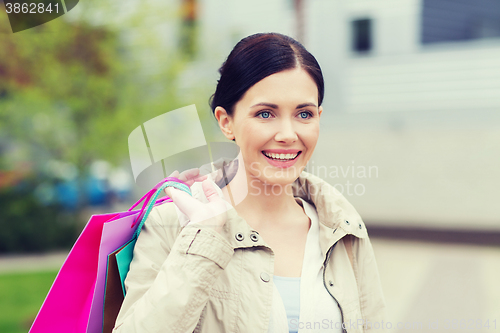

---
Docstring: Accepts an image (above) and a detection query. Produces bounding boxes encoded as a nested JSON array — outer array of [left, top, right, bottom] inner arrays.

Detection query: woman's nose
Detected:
[[274, 119, 298, 143]]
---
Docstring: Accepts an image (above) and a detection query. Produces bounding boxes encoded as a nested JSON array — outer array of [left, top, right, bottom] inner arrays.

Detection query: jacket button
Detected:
[[260, 272, 270, 282], [235, 233, 244, 241], [358, 223, 362, 229], [345, 220, 350, 225], [328, 280, 334, 287], [250, 233, 259, 242]]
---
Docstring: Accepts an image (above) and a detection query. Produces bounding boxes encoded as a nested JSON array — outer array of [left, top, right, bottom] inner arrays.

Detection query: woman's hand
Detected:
[[165, 169, 230, 234], [168, 168, 208, 187]]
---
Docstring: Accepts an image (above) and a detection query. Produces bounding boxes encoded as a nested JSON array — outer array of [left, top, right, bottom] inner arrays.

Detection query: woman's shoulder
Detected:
[[295, 171, 368, 238], [144, 201, 183, 247], [148, 200, 182, 225]]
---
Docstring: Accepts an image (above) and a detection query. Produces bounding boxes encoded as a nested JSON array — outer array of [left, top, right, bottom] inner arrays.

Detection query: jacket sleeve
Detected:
[[112, 203, 234, 333], [352, 235, 387, 331]]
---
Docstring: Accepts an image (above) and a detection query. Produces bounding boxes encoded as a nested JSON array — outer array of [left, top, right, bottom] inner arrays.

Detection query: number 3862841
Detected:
[[5, 2, 60, 14]]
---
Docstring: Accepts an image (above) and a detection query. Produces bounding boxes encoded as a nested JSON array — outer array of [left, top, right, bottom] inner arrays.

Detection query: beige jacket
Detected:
[[113, 171, 386, 333]]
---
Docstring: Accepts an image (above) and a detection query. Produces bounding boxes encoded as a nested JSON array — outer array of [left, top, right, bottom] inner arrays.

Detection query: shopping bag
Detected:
[[95, 179, 188, 333], [86, 212, 140, 333], [28, 211, 134, 333], [101, 179, 189, 332], [102, 245, 127, 333], [29, 177, 191, 333]]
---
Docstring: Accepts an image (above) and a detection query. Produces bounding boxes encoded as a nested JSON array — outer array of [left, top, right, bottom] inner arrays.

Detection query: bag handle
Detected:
[[128, 177, 188, 212], [130, 177, 192, 229], [128, 177, 187, 214], [132, 180, 191, 237]]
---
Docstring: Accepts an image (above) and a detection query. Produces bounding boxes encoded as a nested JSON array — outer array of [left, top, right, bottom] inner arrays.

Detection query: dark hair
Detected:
[[209, 32, 324, 118]]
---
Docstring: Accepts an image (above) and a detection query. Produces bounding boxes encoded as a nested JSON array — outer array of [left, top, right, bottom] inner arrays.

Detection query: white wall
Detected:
[[197, 0, 295, 67], [305, 0, 500, 229], [344, 41, 500, 113]]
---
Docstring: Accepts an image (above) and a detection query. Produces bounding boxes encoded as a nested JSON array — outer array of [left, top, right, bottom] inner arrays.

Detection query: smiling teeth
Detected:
[[263, 152, 299, 160]]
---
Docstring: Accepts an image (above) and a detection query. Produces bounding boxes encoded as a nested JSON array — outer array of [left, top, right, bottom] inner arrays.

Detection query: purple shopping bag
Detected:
[[87, 212, 143, 333]]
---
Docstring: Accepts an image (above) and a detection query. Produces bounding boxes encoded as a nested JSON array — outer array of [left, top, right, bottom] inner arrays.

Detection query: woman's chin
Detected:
[[244, 161, 306, 189], [253, 173, 301, 188]]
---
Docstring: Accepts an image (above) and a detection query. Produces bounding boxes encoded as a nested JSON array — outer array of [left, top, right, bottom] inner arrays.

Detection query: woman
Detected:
[[113, 33, 385, 333]]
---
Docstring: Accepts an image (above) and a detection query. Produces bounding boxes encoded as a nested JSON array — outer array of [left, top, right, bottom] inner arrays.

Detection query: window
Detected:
[[422, 0, 500, 44], [352, 18, 373, 53]]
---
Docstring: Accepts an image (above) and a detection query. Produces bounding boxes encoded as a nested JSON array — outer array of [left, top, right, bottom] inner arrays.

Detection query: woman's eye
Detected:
[[258, 111, 271, 119], [299, 111, 312, 119]]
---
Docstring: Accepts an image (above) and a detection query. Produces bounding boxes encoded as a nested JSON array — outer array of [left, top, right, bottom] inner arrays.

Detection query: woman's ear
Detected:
[[214, 106, 235, 141], [318, 106, 323, 118]]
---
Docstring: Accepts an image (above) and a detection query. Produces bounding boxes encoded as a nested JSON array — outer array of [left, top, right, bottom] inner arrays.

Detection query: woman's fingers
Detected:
[[202, 179, 219, 202], [194, 174, 208, 182], [165, 169, 227, 233], [168, 168, 208, 187], [185, 174, 208, 186], [166, 168, 208, 195], [178, 168, 199, 180], [164, 178, 229, 234], [166, 186, 200, 216], [168, 168, 201, 182], [168, 170, 180, 178]]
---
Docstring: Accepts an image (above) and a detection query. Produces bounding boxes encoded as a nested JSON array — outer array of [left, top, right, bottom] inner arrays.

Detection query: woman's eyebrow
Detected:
[[250, 102, 278, 109], [296, 103, 317, 109], [250, 102, 317, 109]]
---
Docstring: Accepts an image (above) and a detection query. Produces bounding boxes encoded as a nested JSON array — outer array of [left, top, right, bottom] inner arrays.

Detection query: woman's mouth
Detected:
[[262, 151, 301, 161], [261, 150, 302, 168]]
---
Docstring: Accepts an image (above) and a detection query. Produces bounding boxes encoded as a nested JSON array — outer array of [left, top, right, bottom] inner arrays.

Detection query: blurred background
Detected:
[[0, 0, 499, 332]]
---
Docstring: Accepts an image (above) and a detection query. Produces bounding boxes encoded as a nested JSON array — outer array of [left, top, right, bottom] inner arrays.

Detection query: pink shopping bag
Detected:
[[29, 177, 189, 333], [28, 211, 134, 333]]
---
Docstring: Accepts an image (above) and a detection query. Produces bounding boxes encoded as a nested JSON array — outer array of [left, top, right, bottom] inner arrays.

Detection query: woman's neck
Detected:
[[220, 156, 301, 230]]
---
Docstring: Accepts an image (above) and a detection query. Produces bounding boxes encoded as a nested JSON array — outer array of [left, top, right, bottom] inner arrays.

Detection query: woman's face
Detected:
[[216, 67, 322, 187]]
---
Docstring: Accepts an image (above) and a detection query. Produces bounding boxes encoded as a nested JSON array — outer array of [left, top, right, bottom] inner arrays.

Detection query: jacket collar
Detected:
[[291, 171, 368, 257], [292, 171, 368, 238], [199, 168, 368, 255]]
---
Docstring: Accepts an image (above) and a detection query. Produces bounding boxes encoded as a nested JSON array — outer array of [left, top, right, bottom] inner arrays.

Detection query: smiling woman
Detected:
[[113, 33, 386, 333], [216, 68, 321, 188]]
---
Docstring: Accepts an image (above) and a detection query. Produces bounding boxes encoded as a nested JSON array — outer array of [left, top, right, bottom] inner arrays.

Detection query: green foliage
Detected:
[[0, 270, 58, 333], [0, 178, 81, 253], [0, 16, 127, 169], [0, 0, 215, 253], [0, 9, 189, 171]]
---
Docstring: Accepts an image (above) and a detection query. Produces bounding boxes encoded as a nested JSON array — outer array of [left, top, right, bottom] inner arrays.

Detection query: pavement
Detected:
[[371, 238, 500, 332], [0, 251, 68, 274], [1, 239, 499, 332]]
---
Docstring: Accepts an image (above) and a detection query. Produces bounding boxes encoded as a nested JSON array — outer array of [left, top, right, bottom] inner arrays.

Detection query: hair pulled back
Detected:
[[209, 33, 324, 117]]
